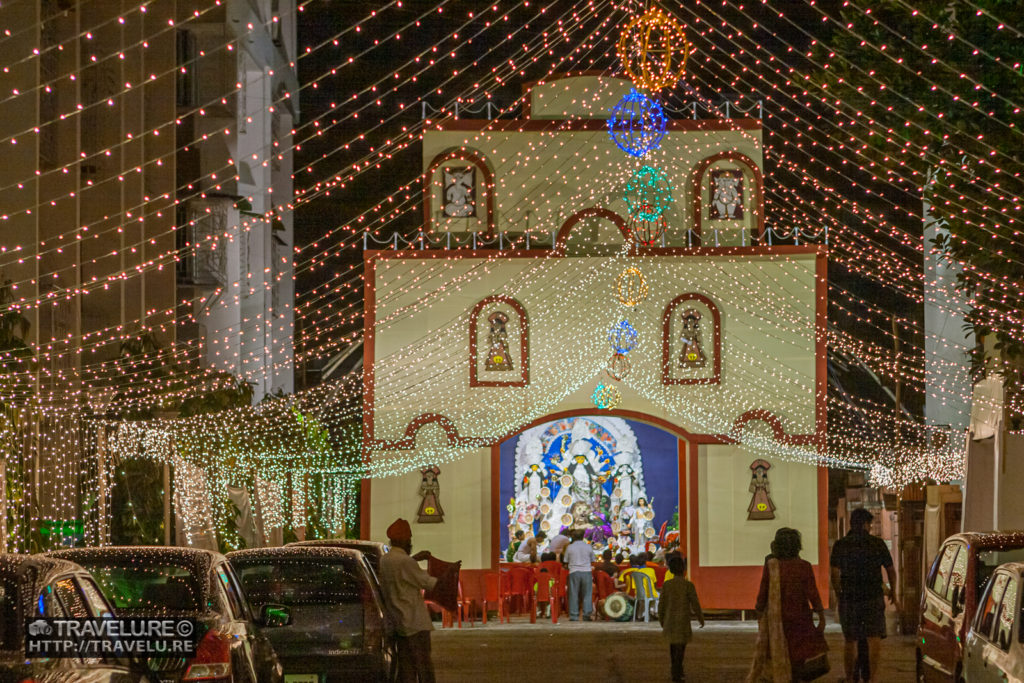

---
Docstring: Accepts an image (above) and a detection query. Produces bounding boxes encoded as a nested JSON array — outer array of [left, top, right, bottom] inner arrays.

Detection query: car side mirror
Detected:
[[259, 603, 291, 627]]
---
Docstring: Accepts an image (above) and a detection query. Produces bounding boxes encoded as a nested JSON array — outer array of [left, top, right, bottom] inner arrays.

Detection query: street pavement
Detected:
[[432, 614, 917, 682]]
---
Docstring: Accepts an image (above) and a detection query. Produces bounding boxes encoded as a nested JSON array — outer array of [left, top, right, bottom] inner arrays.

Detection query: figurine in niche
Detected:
[[747, 459, 776, 521], [710, 170, 744, 219], [678, 309, 707, 368], [484, 311, 513, 371], [417, 465, 445, 523], [443, 167, 475, 217]]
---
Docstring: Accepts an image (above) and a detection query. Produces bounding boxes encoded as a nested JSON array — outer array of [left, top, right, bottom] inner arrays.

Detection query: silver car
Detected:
[[964, 560, 1024, 682]]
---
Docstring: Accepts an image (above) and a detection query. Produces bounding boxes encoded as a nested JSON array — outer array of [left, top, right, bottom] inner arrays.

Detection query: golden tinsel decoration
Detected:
[[617, 7, 693, 92], [616, 266, 650, 306]]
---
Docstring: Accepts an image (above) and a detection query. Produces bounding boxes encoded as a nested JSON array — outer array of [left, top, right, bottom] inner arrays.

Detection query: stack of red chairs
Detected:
[[499, 566, 537, 622], [482, 570, 503, 624]]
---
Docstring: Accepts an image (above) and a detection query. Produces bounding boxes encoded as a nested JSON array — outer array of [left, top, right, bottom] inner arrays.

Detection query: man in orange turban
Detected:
[[379, 518, 436, 683]]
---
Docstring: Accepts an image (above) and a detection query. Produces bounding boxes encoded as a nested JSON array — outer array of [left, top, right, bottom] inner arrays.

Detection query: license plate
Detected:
[[285, 676, 319, 683]]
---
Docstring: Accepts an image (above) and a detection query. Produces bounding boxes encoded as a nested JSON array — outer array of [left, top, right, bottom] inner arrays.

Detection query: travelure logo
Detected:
[[25, 618, 199, 658]]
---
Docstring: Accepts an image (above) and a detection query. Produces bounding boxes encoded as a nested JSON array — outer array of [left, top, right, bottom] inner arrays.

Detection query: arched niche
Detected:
[[553, 207, 632, 256], [691, 152, 764, 246], [423, 148, 496, 234], [469, 295, 529, 387], [662, 293, 722, 385]]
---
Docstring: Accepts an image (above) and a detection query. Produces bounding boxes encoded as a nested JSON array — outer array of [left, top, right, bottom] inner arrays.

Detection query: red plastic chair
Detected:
[[500, 566, 536, 622], [534, 563, 563, 623], [654, 565, 668, 588], [594, 570, 617, 601], [483, 570, 504, 624]]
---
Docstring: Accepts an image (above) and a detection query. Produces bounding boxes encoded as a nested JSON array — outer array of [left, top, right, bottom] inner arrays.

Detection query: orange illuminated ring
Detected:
[[617, 8, 692, 92]]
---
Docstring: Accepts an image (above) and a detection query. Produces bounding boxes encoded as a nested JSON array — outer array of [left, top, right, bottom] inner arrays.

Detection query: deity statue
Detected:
[[484, 311, 513, 371], [747, 459, 777, 521], [610, 448, 640, 508], [678, 309, 707, 368], [443, 168, 474, 217], [563, 420, 603, 504], [520, 440, 549, 504], [711, 171, 743, 219], [629, 497, 654, 551], [416, 465, 444, 523]]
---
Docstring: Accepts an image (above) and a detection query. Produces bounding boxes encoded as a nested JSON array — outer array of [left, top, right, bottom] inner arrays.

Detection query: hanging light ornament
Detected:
[[608, 319, 639, 355], [616, 266, 650, 306], [617, 7, 693, 92], [626, 207, 668, 246], [591, 383, 622, 410], [607, 88, 668, 158], [625, 165, 673, 221], [606, 352, 632, 381]]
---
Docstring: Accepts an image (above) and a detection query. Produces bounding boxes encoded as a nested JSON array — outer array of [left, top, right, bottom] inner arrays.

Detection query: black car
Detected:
[[0, 553, 149, 682], [50, 546, 287, 683], [285, 540, 389, 578], [228, 547, 392, 682]]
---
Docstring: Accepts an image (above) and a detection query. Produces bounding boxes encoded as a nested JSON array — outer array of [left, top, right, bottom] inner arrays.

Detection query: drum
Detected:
[[602, 592, 634, 622]]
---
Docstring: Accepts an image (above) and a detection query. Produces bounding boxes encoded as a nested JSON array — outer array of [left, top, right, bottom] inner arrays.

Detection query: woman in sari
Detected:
[[746, 528, 828, 682]]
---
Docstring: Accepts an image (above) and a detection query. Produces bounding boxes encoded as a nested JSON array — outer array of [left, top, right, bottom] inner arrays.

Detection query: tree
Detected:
[[811, 0, 1024, 424]]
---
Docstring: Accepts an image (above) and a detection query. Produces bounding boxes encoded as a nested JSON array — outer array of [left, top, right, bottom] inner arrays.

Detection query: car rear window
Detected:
[[234, 559, 368, 607], [976, 547, 1024, 598], [84, 563, 201, 612]]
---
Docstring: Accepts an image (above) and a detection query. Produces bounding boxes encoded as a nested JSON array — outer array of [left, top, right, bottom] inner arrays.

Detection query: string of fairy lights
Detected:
[[0, 0, 1021, 548]]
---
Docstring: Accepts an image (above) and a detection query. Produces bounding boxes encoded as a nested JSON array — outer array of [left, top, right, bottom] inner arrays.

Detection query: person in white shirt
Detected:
[[547, 529, 572, 561], [563, 529, 595, 621], [379, 518, 437, 683]]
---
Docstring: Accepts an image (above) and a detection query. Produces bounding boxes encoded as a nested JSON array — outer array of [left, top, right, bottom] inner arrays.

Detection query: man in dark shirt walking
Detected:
[[830, 507, 899, 683]]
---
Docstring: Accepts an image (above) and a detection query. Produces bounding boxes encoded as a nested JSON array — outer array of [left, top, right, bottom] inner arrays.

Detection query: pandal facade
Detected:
[[360, 74, 827, 608]]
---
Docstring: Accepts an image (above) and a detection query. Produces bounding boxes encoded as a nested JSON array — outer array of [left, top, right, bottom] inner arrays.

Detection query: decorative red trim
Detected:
[[552, 207, 631, 256], [433, 119, 763, 133], [677, 439, 688, 562], [688, 441, 700, 586], [691, 151, 765, 245], [816, 464, 830, 608], [469, 295, 529, 387], [662, 293, 722, 385], [815, 251, 828, 436], [360, 478, 371, 540], [490, 445, 501, 570], [370, 413, 490, 451], [423, 150, 496, 234], [730, 409, 822, 447]]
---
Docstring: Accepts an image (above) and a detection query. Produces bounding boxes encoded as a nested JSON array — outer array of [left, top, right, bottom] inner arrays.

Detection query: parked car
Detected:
[[0, 553, 151, 683], [963, 561, 1024, 683], [50, 546, 287, 683], [917, 532, 1024, 682], [286, 539, 389, 577], [228, 546, 392, 682]]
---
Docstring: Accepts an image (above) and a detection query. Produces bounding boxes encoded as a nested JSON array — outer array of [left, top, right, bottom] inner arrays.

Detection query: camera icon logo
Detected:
[[27, 620, 52, 636]]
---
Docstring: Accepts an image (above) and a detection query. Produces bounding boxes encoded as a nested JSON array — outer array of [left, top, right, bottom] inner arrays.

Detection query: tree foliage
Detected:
[[811, 0, 1024, 409]]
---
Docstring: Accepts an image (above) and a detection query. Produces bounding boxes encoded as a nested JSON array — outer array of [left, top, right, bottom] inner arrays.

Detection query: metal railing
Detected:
[[363, 223, 827, 251]]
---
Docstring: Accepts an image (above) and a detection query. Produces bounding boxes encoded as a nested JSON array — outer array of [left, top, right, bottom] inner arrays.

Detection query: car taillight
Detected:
[[182, 630, 231, 681]]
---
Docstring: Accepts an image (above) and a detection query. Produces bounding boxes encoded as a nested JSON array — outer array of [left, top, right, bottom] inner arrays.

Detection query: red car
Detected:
[[917, 532, 1024, 682]]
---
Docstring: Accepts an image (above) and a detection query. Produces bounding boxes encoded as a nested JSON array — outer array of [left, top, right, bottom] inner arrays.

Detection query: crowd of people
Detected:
[[378, 507, 897, 683]]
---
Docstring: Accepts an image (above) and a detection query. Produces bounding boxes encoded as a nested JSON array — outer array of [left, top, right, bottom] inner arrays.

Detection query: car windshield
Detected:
[[975, 547, 1024, 598], [83, 563, 202, 612], [234, 559, 368, 607]]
